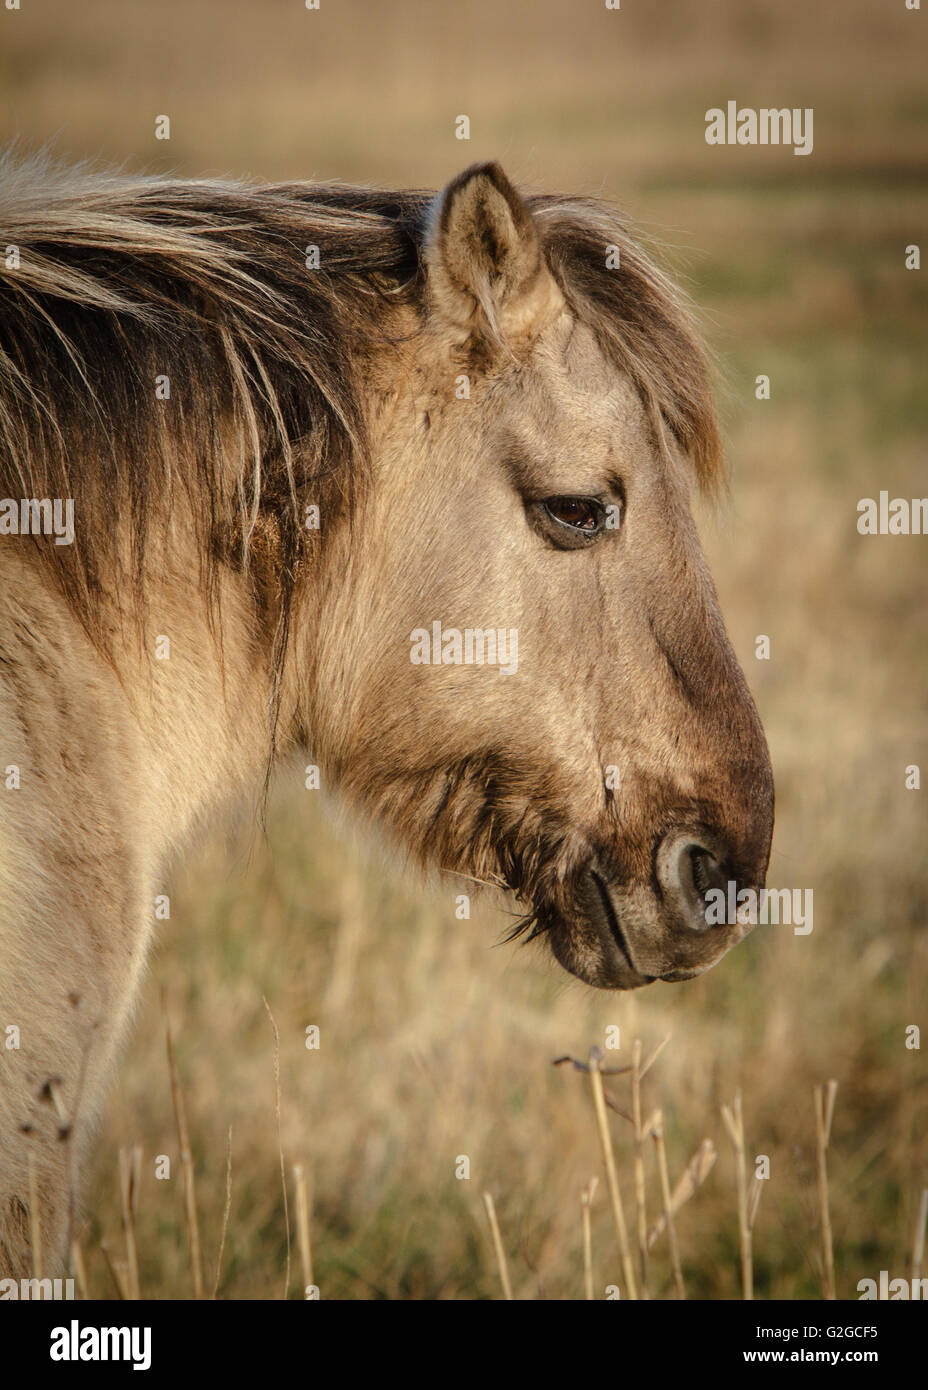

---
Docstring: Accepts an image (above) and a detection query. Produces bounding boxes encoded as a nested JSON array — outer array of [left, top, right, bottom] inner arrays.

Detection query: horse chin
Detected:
[[548, 919, 656, 991], [546, 879, 658, 991]]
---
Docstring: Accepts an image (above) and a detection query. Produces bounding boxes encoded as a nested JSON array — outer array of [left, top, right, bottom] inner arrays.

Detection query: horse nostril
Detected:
[[657, 833, 731, 931], [688, 847, 728, 903]]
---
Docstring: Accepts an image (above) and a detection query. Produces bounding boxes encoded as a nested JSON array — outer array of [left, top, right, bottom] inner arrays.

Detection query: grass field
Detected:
[[1, 0, 925, 1298]]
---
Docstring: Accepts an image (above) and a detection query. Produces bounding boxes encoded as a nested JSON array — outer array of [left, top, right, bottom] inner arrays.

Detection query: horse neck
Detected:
[[105, 545, 292, 867]]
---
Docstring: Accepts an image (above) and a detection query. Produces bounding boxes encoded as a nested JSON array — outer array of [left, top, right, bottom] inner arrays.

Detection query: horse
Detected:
[[0, 152, 774, 1276]]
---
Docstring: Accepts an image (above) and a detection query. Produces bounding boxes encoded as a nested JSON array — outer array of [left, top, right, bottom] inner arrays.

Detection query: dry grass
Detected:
[[1, 0, 925, 1298], [813, 1080, 840, 1300], [165, 1012, 204, 1300], [70, 1022, 919, 1301]]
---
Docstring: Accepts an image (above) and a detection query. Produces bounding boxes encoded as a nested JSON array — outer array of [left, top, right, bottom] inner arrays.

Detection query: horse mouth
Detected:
[[547, 872, 658, 990], [546, 862, 749, 992], [589, 870, 641, 974]]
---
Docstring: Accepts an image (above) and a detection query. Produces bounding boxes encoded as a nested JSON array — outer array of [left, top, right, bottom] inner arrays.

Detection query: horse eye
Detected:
[[543, 497, 604, 533]]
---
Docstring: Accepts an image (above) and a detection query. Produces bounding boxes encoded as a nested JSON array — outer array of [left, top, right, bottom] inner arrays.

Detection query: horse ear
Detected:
[[424, 162, 562, 345]]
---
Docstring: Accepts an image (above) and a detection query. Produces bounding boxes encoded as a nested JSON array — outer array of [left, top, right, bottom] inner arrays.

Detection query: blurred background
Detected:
[[1, 0, 925, 1299]]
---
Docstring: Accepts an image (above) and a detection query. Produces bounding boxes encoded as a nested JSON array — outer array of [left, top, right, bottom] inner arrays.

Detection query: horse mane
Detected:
[[0, 149, 721, 669]]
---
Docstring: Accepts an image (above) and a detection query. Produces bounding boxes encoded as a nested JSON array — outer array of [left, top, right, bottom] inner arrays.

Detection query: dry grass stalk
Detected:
[[26, 1151, 42, 1280], [721, 1091, 752, 1300], [813, 1080, 839, 1299], [212, 1125, 233, 1299], [631, 1038, 649, 1297], [911, 1187, 928, 1283], [580, 1176, 598, 1301], [588, 1047, 638, 1299], [651, 1111, 685, 1299], [747, 1171, 764, 1231], [100, 1238, 128, 1299], [263, 997, 292, 1300], [638, 1034, 671, 1080], [165, 1011, 204, 1299], [647, 1138, 717, 1248], [293, 1162, 314, 1294], [640, 1107, 661, 1137], [482, 1191, 513, 1300], [70, 1239, 89, 1300], [118, 1144, 142, 1300]]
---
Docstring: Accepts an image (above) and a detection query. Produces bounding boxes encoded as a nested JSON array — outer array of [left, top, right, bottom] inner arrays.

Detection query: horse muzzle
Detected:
[[547, 828, 767, 990]]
